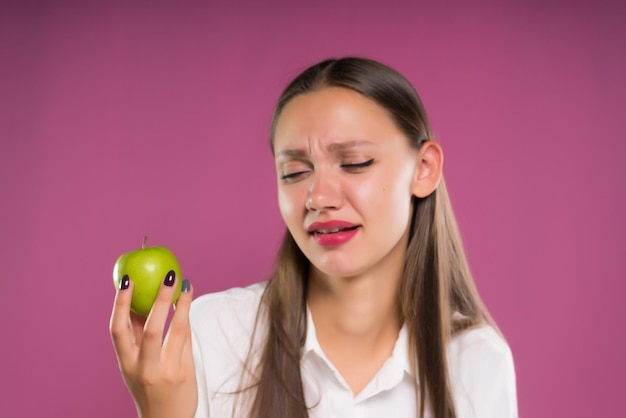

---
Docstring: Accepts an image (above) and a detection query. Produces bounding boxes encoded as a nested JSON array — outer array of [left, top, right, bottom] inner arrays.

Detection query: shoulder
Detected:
[[189, 281, 269, 415], [189, 281, 268, 348], [447, 324, 518, 418], [448, 324, 512, 363], [190, 280, 267, 320], [447, 324, 515, 380]]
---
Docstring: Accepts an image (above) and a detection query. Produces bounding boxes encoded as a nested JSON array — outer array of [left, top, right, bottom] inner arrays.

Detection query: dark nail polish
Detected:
[[181, 278, 190, 293], [120, 275, 130, 290], [164, 270, 175, 287]]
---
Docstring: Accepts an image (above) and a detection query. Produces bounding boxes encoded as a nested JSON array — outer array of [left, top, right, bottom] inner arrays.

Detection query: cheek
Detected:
[[277, 188, 302, 226], [359, 165, 412, 199], [277, 190, 291, 220], [362, 169, 414, 221], [352, 181, 380, 208]]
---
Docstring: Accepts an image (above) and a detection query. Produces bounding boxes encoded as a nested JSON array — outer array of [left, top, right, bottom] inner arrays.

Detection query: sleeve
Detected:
[[447, 326, 519, 418]]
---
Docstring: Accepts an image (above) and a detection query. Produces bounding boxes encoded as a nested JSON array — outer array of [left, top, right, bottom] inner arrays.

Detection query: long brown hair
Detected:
[[241, 57, 494, 418]]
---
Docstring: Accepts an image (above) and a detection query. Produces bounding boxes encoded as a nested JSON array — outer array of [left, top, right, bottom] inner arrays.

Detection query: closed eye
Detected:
[[280, 170, 310, 181], [279, 159, 312, 182], [341, 159, 374, 171]]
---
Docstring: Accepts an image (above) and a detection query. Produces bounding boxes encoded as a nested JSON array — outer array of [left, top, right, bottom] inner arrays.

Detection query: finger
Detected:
[[178, 300, 196, 381], [109, 276, 136, 366], [139, 270, 178, 364], [180, 283, 197, 376], [164, 279, 193, 362], [181, 314, 195, 371], [179, 326, 196, 381], [129, 311, 147, 346]]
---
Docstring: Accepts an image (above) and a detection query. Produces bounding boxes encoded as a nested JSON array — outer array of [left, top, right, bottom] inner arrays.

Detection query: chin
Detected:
[[310, 259, 368, 281]]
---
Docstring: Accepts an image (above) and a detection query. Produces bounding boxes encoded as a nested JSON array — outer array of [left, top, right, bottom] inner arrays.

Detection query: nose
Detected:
[[305, 169, 342, 211]]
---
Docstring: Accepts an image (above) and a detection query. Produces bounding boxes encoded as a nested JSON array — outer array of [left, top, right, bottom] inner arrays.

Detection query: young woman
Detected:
[[110, 57, 518, 418]]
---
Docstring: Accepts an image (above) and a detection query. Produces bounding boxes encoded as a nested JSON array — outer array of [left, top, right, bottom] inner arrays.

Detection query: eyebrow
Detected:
[[275, 140, 374, 158], [327, 140, 374, 152], [275, 149, 308, 158]]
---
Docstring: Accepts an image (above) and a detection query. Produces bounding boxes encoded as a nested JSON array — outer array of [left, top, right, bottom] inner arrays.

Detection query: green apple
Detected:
[[113, 236, 182, 315]]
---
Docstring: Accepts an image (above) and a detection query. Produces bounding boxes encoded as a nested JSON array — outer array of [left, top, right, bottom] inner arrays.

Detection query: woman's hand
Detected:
[[110, 275, 198, 418]]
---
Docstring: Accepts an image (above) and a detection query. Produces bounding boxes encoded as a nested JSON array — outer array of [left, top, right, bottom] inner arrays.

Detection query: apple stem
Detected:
[[143, 236, 148, 249]]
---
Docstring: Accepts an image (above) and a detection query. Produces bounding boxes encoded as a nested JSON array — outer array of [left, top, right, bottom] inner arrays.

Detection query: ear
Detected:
[[411, 141, 443, 198]]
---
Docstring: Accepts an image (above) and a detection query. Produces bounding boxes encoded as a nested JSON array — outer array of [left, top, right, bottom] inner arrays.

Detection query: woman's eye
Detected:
[[280, 170, 309, 181], [341, 159, 374, 171], [279, 161, 312, 182]]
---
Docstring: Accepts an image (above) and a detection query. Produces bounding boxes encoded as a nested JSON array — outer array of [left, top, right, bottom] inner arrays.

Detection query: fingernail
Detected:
[[164, 270, 175, 287], [182, 278, 190, 293], [120, 275, 130, 290]]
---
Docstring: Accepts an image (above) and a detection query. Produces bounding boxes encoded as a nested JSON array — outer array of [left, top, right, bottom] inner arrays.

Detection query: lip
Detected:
[[307, 220, 360, 247]]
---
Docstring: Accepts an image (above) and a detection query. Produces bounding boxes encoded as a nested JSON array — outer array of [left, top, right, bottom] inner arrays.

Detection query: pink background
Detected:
[[1, 0, 624, 416]]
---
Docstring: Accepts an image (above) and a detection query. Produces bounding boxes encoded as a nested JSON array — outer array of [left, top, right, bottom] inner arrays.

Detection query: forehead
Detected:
[[273, 87, 404, 152]]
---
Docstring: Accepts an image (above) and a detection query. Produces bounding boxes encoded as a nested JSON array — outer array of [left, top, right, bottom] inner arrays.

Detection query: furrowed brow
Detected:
[[275, 149, 308, 159], [327, 140, 373, 152], [276, 140, 373, 159]]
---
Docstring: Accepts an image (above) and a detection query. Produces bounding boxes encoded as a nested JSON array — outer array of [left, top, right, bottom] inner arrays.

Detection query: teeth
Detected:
[[317, 228, 343, 234]]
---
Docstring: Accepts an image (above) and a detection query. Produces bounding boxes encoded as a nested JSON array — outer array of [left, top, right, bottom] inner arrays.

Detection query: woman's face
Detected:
[[273, 87, 420, 280]]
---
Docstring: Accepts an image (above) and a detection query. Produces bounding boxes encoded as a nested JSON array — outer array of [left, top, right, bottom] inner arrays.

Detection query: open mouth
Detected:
[[312, 225, 360, 235], [309, 224, 361, 247]]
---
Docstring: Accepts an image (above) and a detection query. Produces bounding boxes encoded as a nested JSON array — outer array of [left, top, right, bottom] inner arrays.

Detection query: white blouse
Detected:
[[190, 282, 518, 418]]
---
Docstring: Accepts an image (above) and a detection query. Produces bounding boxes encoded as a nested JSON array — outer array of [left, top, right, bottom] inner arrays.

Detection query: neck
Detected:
[[307, 267, 402, 343], [306, 268, 403, 396], [304, 228, 410, 396]]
